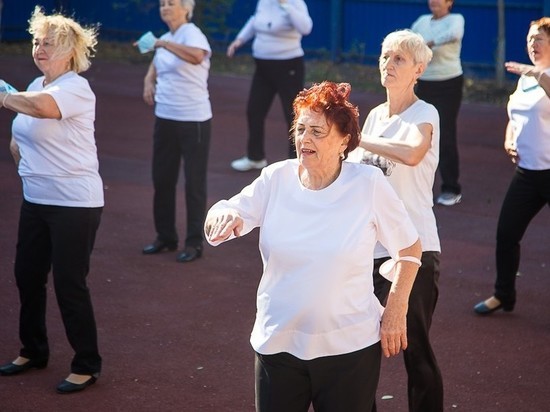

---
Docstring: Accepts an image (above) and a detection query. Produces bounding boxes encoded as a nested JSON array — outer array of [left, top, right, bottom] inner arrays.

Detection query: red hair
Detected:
[[291, 81, 360, 159]]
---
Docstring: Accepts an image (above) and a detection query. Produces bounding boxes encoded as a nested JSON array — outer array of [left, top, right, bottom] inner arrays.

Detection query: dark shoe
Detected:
[[474, 296, 514, 315], [176, 246, 203, 263], [0, 358, 48, 376], [142, 240, 177, 255], [56, 375, 97, 394]]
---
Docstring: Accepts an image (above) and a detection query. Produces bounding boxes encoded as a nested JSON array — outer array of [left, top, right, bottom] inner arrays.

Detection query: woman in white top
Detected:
[[205, 81, 422, 411], [348, 29, 443, 412], [140, 0, 212, 263], [474, 18, 550, 315], [0, 7, 102, 394], [227, 0, 313, 171], [411, 0, 464, 206]]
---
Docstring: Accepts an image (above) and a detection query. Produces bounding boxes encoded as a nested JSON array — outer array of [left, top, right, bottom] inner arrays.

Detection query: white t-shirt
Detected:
[[237, 0, 313, 60], [348, 100, 441, 256], [12, 71, 104, 208], [411, 13, 464, 81], [207, 160, 418, 360], [507, 70, 550, 170], [154, 23, 212, 122]]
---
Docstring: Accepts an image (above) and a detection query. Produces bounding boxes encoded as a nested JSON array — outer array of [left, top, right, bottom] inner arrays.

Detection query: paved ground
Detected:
[[0, 56, 549, 411]]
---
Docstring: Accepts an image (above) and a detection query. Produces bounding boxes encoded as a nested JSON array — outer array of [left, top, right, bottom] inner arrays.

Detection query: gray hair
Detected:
[[381, 29, 433, 66], [181, 0, 195, 20]]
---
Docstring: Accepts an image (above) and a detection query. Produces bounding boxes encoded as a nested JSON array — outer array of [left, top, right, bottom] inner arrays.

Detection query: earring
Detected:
[[339, 152, 345, 160]]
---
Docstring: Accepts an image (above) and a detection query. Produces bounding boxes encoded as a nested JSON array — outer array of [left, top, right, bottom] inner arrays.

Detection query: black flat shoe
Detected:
[[0, 358, 48, 376], [56, 375, 97, 394], [474, 298, 514, 315], [176, 246, 203, 263], [142, 240, 177, 255]]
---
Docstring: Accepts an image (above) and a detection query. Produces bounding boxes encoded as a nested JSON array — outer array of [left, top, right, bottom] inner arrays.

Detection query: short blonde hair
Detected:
[[381, 29, 433, 67], [28, 6, 98, 73]]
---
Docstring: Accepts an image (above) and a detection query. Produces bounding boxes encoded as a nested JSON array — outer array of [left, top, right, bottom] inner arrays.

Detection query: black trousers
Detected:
[[246, 57, 305, 160], [494, 167, 550, 305], [152, 117, 211, 248], [416, 75, 464, 195], [15, 200, 102, 375], [373, 252, 443, 412], [255, 344, 381, 412]]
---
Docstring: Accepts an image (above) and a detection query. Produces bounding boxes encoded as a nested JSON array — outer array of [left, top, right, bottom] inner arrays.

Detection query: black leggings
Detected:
[[494, 167, 550, 305]]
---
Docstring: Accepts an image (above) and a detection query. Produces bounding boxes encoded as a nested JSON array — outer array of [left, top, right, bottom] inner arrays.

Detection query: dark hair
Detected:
[[531, 17, 550, 36], [291, 81, 360, 159]]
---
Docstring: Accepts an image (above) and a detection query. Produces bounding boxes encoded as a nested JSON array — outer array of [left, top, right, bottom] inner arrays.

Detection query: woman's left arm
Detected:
[[359, 122, 433, 166], [380, 239, 422, 358], [1, 91, 61, 119], [155, 39, 207, 65]]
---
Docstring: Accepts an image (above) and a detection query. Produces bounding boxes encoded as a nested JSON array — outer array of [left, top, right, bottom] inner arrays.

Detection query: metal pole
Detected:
[[330, 0, 342, 62]]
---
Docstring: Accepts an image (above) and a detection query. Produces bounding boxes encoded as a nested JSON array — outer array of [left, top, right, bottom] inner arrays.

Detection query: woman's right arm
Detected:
[[205, 209, 244, 244], [143, 62, 157, 106], [227, 16, 255, 57], [1, 91, 61, 119]]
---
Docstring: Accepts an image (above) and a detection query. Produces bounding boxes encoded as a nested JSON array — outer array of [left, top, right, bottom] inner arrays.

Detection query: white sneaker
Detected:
[[436, 192, 462, 206], [231, 156, 268, 172]]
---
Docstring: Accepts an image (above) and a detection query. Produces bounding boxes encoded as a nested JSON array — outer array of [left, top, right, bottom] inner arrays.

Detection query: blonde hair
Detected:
[[381, 29, 433, 66], [28, 6, 99, 73]]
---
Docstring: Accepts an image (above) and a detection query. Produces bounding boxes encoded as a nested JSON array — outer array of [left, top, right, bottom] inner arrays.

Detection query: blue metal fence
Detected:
[[1, 0, 547, 75]]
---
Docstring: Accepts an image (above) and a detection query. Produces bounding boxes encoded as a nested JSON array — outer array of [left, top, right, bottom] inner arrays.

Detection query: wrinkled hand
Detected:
[[504, 140, 519, 164], [143, 79, 156, 106], [226, 39, 242, 58], [380, 304, 408, 358], [205, 210, 243, 242], [505, 61, 536, 78]]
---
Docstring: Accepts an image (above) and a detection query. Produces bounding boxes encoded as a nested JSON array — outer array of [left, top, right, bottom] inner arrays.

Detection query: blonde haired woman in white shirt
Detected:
[[0, 6, 102, 394]]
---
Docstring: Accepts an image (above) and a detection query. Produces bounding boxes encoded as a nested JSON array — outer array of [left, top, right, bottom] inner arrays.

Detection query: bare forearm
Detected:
[[1, 92, 61, 119], [156, 40, 206, 65]]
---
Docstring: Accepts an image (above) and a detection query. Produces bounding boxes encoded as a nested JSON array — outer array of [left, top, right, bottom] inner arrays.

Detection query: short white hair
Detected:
[[381, 29, 433, 66]]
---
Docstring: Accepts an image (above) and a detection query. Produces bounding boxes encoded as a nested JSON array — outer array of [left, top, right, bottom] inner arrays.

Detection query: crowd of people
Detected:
[[0, 1, 548, 410]]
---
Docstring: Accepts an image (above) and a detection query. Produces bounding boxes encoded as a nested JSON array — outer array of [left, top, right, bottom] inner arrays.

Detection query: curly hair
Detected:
[[291, 81, 360, 160], [28, 6, 99, 73]]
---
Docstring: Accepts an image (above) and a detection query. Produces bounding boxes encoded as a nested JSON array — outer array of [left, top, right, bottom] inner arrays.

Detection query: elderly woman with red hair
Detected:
[[204, 81, 421, 412]]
